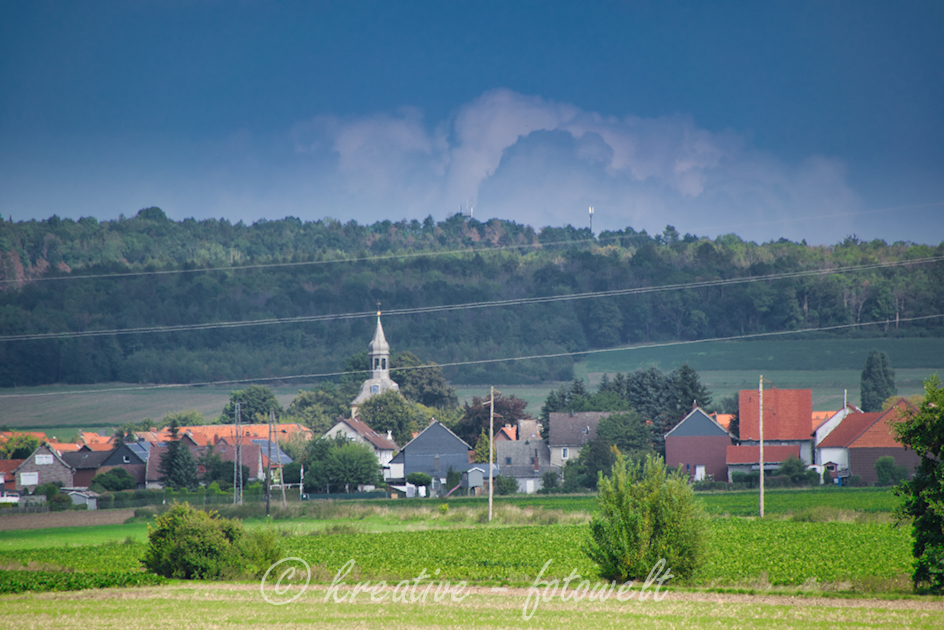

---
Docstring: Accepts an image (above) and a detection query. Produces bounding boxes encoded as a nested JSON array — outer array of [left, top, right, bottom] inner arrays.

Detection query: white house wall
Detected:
[[815, 446, 849, 469]]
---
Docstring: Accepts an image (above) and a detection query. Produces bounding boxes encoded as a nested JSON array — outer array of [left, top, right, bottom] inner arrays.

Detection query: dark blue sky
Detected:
[[2, 1, 942, 244]]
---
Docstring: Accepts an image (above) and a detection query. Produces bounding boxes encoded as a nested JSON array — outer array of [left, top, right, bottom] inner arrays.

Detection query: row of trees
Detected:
[[542, 364, 712, 454], [2, 209, 942, 388]]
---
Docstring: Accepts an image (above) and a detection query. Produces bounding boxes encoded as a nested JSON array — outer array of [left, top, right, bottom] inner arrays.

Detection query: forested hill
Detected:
[[1, 208, 942, 388]]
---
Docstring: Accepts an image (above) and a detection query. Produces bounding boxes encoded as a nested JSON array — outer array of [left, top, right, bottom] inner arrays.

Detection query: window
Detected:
[[382, 358, 386, 369], [35, 454, 53, 465], [20, 472, 38, 486], [505, 457, 512, 465], [562, 447, 569, 460], [123, 456, 131, 463]]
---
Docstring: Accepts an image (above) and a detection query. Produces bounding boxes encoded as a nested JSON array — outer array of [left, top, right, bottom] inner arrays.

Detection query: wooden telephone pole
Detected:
[[484, 387, 501, 523]]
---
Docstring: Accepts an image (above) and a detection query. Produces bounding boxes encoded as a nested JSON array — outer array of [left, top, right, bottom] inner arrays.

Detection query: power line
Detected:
[[2, 255, 941, 343], [2, 313, 941, 400]]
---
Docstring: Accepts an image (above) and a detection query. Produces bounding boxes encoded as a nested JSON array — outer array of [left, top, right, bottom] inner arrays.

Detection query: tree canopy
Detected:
[[3, 211, 940, 389], [221, 385, 282, 424], [892, 375, 944, 592], [861, 349, 897, 412]]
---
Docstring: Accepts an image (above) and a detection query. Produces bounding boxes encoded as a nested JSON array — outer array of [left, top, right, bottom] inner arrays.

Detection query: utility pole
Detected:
[[485, 387, 502, 523], [266, 416, 273, 517], [273, 410, 287, 508], [759, 375, 764, 518], [233, 402, 242, 505]]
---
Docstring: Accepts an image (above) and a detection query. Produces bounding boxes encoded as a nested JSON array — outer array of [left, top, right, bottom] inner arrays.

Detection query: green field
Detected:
[[579, 337, 944, 373], [2, 337, 943, 433]]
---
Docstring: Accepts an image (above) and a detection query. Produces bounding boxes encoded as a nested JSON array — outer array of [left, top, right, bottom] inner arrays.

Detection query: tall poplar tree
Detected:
[[861, 349, 897, 412]]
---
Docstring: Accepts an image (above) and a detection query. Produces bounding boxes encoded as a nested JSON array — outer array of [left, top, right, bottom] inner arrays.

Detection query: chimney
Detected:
[[386, 430, 393, 441]]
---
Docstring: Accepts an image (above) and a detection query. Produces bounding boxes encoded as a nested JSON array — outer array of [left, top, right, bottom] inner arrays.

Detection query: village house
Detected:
[[664, 407, 734, 482], [736, 388, 814, 465], [324, 416, 399, 473], [387, 420, 472, 491], [814, 399, 920, 484], [13, 444, 75, 492], [547, 411, 617, 466]]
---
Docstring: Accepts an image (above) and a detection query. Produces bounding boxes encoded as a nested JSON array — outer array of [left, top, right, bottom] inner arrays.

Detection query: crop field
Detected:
[[0, 489, 941, 629]]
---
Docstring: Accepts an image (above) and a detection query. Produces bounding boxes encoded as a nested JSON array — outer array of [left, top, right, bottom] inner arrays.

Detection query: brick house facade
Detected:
[[14, 444, 75, 492]]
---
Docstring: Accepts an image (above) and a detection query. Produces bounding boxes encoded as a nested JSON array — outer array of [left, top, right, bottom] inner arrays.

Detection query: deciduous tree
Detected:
[[892, 375, 944, 592]]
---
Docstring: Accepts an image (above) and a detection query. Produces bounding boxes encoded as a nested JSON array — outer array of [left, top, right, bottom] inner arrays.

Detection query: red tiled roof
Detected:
[[496, 426, 517, 441], [819, 400, 913, 449], [855, 404, 911, 448], [713, 414, 734, 430], [341, 418, 399, 451], [726, 444, 800, 465], [739, 389, 812, 441], [48, 442, 82, 453], [0, 459, 25, 483], [0, 431, 48, 442], [811, 411, 835, 431]]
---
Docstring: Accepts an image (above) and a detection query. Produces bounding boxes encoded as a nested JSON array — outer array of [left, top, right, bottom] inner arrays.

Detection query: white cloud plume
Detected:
[[288, 88, 862, 242]]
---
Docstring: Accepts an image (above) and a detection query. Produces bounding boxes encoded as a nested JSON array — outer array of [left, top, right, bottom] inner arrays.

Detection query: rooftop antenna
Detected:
[[589, 206, 594, 235]]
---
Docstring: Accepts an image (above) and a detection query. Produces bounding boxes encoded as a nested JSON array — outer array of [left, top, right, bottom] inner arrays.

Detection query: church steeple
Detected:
[[368, 311, 390, 380], [351, 308, 400, 417]]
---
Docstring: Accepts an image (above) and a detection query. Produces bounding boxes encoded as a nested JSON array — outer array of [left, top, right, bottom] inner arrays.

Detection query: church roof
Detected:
[[369, 316, 390, 354]]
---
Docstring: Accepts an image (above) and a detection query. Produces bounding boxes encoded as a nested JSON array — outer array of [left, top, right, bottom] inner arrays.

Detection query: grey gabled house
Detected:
[[387, 420, 472, 490]]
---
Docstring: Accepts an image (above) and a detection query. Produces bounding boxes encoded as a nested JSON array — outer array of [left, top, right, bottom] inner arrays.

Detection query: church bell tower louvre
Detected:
[[350, 309, 400, 418]]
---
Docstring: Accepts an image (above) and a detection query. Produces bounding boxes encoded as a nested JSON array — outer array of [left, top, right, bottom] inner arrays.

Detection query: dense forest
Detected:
[[1, 207, 942, 388]]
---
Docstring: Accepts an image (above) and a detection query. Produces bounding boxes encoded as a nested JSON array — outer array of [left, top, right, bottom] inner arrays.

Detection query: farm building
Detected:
[[814, 399, 919, 485], [738, 388, 814, 465], [664, 407, 734, 482]]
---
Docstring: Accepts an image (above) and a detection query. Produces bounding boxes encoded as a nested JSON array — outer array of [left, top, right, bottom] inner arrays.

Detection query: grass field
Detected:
[[579, 337, 944, 373], [4, 583, 942, 630]]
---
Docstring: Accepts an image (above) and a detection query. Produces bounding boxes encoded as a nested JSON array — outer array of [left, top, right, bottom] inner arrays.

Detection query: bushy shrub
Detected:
[[493, 475, 518, 495], [875, 456, 909, 486], [142, 502, 280, 580], [48, 493, 73, 511], [90, 468, 136, 492], [585, 453, 706, 582]]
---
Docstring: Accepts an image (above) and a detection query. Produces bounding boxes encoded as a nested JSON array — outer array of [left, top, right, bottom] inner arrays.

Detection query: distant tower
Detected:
[[350, 310, 400, 417]]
